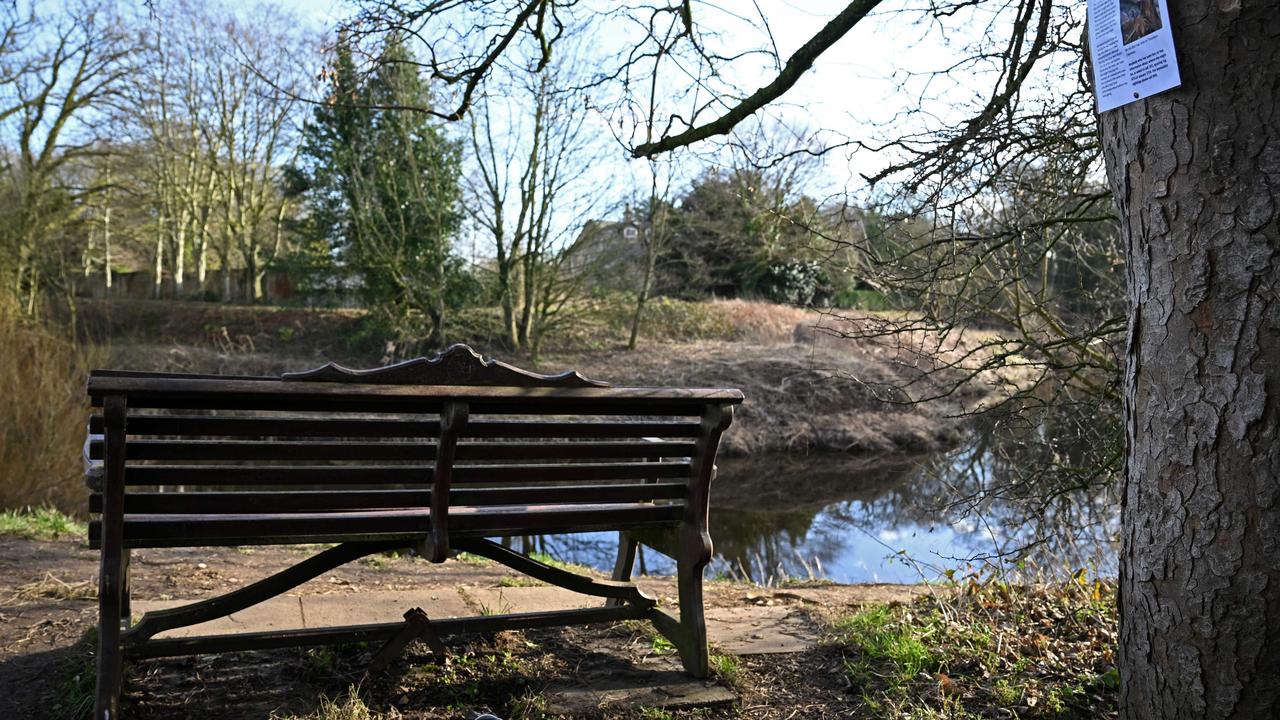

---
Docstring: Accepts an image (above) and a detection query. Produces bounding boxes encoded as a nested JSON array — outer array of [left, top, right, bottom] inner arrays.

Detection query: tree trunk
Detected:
[[246, 250, 260, 304], [498, 249, 519, 349], [103, 205, 112, 293], [1099, 2, 1280, 717], [153, 222, 164, 300], [196, 207, 210, 287], [518, 252, 535, 348], [628, 239, 655, 351], [174, 223, 186, 298]]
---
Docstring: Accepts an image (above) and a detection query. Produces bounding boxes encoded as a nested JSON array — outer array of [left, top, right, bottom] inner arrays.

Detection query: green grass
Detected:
[[650, 634, 676, 656], [453, 551, 493, 566], [0, 507, 86, 540], [836, 605, 940, 690], [55, 627, 98, 719], [360, 550, 408, 569], [497, 575, 545, 587], [830, 574, 1118, 718], [710, 652, 743, 685], [527, 551, 594, 575]]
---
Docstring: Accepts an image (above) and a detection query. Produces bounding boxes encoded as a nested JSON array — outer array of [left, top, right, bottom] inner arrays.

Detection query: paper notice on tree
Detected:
[[1088, 0, 1181, 112]]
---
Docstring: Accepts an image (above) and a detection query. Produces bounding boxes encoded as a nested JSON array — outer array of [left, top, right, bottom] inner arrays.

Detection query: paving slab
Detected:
[[132, 595, 303, 638], [301, 589, 472, 627], [132, 590, 472, 638], [546, 670, 735, 715], [464, 585, 600, 615], [132, 586, 821, 655], [706, 604, 819, 655]]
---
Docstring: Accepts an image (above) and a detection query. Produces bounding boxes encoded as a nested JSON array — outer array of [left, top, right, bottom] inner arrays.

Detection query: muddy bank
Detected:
[[552, 342, 974, 455], [88, 299, 996, 456], [105, 340, 968, 456]]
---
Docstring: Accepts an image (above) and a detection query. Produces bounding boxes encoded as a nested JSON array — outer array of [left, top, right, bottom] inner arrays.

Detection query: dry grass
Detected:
[[709, 298, 820, 344], [271, 686, 401, 720], [0, 310, 102, 514], [3, 571, 95, 606]]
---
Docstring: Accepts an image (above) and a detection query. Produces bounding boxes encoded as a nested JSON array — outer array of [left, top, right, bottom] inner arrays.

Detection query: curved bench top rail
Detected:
[[87, 376, 742, 406], [88, 344, 742, 408]]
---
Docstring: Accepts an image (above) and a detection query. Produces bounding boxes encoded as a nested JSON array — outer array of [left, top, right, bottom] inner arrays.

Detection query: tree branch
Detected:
[[631, 0, 883, 158]]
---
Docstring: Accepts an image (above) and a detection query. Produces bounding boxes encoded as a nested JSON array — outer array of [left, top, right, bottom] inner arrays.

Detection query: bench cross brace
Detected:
[[451, 538, 657, 608], [124, 540, 403, 647], [368, 607, 448, 672]]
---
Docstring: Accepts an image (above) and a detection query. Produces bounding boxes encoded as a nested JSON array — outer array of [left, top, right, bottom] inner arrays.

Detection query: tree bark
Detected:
[[1099, 2, 1280, 717]]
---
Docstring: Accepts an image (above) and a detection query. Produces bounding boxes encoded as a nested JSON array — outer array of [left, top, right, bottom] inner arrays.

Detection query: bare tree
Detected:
[[0, 0, 131, 319], [202, 5, 307, 303], [121, 0, 225, 298], [465, 44, 606, 354]]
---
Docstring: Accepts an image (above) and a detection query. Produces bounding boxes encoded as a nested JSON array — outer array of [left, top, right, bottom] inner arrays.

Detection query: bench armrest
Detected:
[[684, 403, 734, 565]]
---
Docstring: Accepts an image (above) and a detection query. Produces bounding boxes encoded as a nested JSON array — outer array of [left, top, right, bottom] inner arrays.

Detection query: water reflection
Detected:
[[514, 405, 1121, 584]]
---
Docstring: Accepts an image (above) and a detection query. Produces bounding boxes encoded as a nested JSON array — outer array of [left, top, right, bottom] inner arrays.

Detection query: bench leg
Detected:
[[650, 552, 710, 679], [95, 538, 125, 718], [674, 551, 710, 678], [120, 550, 131, 626], [606, 531, 638, 607]]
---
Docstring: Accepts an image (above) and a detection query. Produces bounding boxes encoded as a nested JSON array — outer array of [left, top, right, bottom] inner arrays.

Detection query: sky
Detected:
[[195, 0, 1048, 258], [259, 0, 981, 201]]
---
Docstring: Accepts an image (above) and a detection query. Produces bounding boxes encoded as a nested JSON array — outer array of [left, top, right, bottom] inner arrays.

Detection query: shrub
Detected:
[[756, 260, 827, 306], [638, 296, 734, 341], [833, 288, 892, 311], [0, 310, 99, 515]]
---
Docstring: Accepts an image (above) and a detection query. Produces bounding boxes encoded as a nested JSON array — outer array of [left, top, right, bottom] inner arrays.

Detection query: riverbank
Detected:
[[0, 518, 1117, 719], [85, 297, 1013, 456], [2, 296, 1018, 518]]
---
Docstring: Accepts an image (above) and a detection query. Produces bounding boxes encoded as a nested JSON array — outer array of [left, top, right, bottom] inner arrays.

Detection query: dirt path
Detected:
[[0, 536, 919, 719]]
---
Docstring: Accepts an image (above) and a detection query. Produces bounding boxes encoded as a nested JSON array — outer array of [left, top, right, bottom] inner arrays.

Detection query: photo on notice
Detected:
[[1120, 0, 1163, 44]]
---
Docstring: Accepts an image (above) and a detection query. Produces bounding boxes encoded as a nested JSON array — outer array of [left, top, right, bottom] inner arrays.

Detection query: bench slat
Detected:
[[454, 441, 693, 461], [90, 415, 701, 439], [89, 483, 687, 513], [466, 420, 701, 438], [89, 415, 440, 438], [453, 461, 690, 483], [89, 439, 694, 462], [88, 503, 683, 547], [92, 440, 434, 461], [88, 374, 742, 403], [119, 461, 691, 486]]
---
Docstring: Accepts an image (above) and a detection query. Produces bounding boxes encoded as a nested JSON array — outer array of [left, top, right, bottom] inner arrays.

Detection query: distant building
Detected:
[[567, 205, 648, 291]]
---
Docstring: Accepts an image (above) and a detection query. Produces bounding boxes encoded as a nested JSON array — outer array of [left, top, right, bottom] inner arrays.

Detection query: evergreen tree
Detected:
[[292, 35, 462, 347]]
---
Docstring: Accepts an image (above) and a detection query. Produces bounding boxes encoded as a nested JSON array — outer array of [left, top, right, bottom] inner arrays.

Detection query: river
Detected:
[[511, 415, 1122, 584]]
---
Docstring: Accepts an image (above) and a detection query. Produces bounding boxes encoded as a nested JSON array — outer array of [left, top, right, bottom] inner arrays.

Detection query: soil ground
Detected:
[[0, 535, 918, 719]]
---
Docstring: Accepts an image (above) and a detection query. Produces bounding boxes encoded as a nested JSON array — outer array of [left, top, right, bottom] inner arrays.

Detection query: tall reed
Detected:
[[0, 306, 100, 514]]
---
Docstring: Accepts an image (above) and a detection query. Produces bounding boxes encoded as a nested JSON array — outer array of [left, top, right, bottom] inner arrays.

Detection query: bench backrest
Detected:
[[87, 345, 742, 559]]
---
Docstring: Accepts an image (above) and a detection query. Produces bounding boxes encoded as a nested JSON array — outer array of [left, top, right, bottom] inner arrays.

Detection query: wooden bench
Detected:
[[85, 344, 743, 718]]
